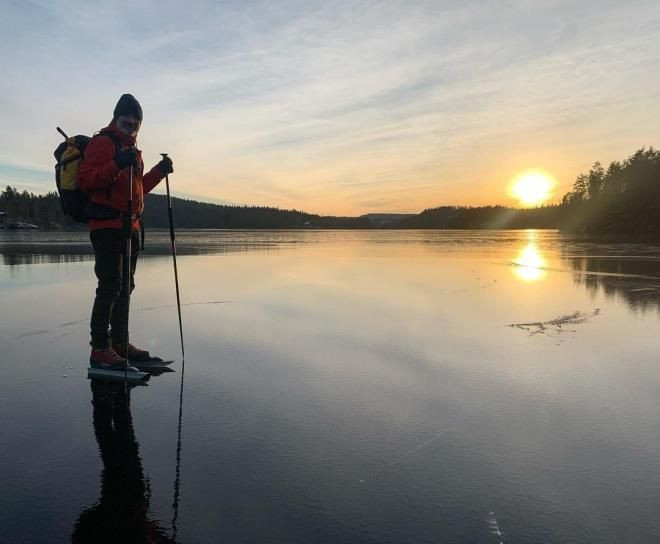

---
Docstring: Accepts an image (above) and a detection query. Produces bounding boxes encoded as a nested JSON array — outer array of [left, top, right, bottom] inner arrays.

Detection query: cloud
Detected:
[[0, 163, 51, 194], [2, 0, 660, 214]]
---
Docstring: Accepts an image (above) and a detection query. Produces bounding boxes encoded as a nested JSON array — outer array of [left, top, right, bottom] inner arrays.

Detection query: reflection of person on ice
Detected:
[[71, 380, 175, 543], [78, 94, 173, 370]]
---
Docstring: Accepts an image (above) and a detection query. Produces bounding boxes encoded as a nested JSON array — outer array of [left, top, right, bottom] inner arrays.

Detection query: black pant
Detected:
[[90, 229, 140, 349]]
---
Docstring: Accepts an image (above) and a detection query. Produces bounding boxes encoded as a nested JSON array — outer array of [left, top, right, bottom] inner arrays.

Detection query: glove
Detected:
[[157, 155, 174, 175], [115, 148, 138, 170]]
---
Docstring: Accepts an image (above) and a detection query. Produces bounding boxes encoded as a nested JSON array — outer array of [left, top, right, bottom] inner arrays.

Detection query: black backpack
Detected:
[[54, 127, 121, 222]]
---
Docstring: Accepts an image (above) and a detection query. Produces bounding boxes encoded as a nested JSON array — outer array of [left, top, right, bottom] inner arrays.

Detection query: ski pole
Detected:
[[162, 152, 186, 536], [161, 153, 185, 359], [124, 163, 134, 374], [171, 350, 185, 538]]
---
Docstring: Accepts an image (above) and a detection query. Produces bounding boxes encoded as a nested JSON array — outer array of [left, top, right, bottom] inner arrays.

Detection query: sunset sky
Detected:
[[2, 0, 660, 215]]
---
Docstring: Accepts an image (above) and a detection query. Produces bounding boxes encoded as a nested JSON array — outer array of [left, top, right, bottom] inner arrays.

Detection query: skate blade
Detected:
[[87, 366, 150, 384], [131, 359, 175, 369]]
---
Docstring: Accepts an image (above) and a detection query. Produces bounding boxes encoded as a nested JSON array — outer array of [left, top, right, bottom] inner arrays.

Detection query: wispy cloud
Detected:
[[2, 0, 660, 213]]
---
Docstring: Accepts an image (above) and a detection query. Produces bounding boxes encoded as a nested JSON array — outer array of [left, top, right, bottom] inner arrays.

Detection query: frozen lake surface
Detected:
[[1, 229, 660, 543]]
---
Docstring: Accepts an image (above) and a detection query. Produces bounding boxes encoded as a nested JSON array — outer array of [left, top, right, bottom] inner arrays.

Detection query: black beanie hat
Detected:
[[113, 93, 143, 122]]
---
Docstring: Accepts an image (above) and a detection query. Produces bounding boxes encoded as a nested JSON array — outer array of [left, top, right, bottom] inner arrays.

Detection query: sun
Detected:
[[510, 170, 555, 207]]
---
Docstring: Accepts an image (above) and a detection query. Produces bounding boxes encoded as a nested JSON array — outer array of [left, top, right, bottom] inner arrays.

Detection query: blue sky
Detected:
[[2, 0, 660, 214]]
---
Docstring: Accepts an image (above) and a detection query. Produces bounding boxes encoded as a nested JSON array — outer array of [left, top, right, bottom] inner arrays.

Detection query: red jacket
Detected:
[[78, 123, 165, 230]]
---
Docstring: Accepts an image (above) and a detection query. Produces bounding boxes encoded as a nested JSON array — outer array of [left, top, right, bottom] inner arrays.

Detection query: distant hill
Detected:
[[361, 213, 416, 227], [142, 194, 373, 229], [396, 205, 562, 229]]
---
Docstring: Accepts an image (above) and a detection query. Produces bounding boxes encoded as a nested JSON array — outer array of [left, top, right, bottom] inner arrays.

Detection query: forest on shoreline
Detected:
[[1, 146, 658, 234]]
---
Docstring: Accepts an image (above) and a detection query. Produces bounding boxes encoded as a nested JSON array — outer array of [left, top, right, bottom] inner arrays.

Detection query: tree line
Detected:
[[1, 145, 658, 233], [0, 186, 371, 229], [396, 204, 561, 229], [0, 186, 565, 230], [0, 186, 75, 226], [141, 194, 373, 229], [560, 147, 660, 234]]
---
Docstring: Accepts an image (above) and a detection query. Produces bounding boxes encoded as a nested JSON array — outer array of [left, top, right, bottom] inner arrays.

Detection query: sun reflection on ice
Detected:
[[512, 240, 546, 282]]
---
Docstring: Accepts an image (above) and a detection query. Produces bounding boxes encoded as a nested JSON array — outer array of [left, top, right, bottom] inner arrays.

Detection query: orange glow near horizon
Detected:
[[177, 162, 568, 216]]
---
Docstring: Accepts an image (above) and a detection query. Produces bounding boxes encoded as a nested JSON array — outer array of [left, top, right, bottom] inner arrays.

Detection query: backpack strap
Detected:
[[92, 130, 120, 153], [89, 131, 122, 199]]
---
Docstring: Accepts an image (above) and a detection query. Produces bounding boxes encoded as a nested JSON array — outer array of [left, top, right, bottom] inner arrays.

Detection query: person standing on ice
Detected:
[[78, 94, 174, 369]]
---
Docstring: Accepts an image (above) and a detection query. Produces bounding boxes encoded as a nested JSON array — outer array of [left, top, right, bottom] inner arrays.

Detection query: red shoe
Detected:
[[113, 343, 152, 363], [90, 347, 127, 369]]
